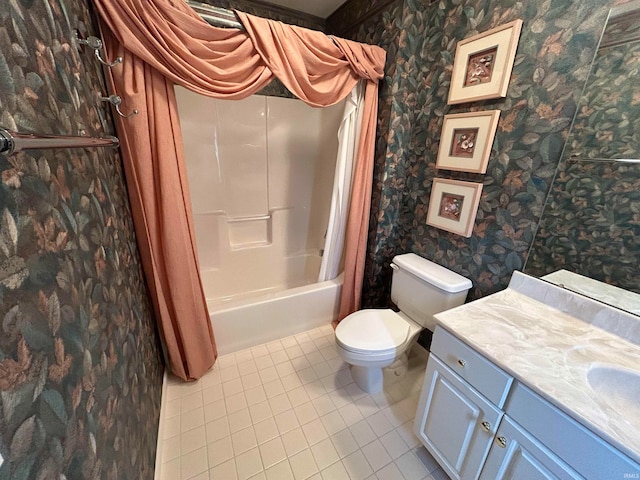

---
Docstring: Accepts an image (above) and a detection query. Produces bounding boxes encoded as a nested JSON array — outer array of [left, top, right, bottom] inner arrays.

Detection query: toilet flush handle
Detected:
[[390, 262, 399, 270]]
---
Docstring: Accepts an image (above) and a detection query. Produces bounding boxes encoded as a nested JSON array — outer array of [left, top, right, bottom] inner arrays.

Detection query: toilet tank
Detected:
[[390, 253, 472, 331]]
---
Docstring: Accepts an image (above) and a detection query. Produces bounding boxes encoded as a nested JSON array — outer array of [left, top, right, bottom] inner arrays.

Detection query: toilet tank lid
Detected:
[[392, 253, 472, 293]]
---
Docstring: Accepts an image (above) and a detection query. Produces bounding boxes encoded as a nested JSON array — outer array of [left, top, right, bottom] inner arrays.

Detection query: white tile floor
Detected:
[[156, 325, 449, 480]]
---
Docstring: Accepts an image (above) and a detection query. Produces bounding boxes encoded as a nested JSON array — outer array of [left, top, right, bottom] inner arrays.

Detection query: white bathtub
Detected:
[[197, 225, 343, 355], [208, 274, 342, 355]]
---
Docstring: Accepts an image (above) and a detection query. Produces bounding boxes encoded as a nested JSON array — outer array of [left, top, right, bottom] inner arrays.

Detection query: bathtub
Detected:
[[203, 253, 342, 355]]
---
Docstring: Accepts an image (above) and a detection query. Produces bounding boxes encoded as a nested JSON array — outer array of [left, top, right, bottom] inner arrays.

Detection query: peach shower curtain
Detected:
[[93, 0, 385, 380]]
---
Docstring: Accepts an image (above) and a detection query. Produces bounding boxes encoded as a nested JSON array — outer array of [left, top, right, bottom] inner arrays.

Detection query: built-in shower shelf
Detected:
[[227, 214, 271, 223], [228, 214, 272, 248]]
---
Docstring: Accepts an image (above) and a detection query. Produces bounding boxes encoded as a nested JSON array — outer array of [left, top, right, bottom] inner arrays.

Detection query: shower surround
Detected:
[[176, 90, 344, 353]]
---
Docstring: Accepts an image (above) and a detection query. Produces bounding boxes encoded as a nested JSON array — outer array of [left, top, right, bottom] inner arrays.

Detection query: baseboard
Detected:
[[413, 342, 430, 362], [154, 369, 169, 480]]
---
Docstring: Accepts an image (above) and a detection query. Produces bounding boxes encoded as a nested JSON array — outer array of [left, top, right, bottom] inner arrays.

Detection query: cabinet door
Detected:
[[480, 416, 582, 480], [414, 355, 503, 480]]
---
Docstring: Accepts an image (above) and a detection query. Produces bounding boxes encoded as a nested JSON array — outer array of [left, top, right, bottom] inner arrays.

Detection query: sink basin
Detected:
[[587, 365, 640, 417]]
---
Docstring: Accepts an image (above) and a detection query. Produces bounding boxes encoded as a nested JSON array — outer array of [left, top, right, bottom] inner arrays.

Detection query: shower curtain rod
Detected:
[[186, 1, 244, 29], [0, 128, 119, 155], [186, 1, 343, 49]]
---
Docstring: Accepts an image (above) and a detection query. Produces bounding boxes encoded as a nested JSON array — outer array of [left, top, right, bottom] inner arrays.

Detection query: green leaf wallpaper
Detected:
[[566, 40, 640, 161], [525, 36, 640, 291], [331, 0, 625, 307], [0, 0, 163, 478], [526, 160, 640, 291]]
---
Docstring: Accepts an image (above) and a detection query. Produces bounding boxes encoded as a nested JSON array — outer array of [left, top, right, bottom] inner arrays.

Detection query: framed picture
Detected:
[[436, 110, 501, 173], [448, 19, 523, 104], [426, 179, 483, 237]]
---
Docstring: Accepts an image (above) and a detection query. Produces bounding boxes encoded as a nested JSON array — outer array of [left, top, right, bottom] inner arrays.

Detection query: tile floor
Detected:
[[156, 325, 449, 480]]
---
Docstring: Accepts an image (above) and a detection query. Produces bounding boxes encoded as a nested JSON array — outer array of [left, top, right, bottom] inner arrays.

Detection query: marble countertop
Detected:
[[433, 272, 640, 464]]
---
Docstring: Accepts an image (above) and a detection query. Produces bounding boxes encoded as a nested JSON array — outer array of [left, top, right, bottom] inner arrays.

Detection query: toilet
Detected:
[[335, 253, 472, 393]]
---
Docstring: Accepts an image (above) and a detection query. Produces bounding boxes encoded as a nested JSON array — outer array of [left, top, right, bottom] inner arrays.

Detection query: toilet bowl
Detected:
[[335, 253, 472, 394], [335, 309, 422, 393]]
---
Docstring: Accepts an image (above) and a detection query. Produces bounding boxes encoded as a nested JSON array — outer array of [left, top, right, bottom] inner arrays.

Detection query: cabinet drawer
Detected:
[[431, 327, 512, 407], [507, 382, 640, 479]]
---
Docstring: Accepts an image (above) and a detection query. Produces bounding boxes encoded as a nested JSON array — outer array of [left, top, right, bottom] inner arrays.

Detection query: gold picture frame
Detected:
[[436, 110, 501, 173], [448, 19, 523, 105], [426, 179, 483, 237]]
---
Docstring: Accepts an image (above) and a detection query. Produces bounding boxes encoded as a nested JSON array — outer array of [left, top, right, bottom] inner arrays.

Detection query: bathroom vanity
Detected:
[[414, 272, 640, 479]]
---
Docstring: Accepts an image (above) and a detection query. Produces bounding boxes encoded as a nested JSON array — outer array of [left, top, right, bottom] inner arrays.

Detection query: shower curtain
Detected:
[[319, 82, 365, 283], [93, 0, 385, 380]]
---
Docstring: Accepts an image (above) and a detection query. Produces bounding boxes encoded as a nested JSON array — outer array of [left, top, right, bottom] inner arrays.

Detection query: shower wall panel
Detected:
[[267, 97, 343, 255], [215, 97, 269, 219], [176, 88, 343, 301]]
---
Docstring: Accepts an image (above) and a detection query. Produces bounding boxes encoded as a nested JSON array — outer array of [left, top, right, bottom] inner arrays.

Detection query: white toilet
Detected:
[[335, 253, 472, 393]]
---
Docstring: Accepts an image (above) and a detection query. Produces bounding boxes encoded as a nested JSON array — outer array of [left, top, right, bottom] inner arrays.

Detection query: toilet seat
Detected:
[[335, 309, 411, 355]]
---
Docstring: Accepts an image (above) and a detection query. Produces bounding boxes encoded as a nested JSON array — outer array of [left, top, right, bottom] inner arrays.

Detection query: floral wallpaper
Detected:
[[565, 41, 640, 161], [525, 161, 640, 293], [525, 20, 640, 293], [0, 1, 163, 479], [331, 0, 620, 307], [327, 0, 401, 36]]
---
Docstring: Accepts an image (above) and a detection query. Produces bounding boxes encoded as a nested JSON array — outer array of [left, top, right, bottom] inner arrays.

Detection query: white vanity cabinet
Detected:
[[414, 328, 512, 480], [502, 382, 640, 479], [415, 326, 640, 480]]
